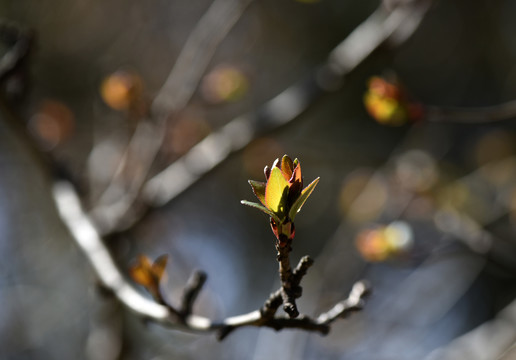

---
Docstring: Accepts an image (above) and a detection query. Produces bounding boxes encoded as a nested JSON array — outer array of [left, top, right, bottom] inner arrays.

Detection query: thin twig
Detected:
[[180, 270, 207, 316], [276, 240, 298, 318], [316, 281, 371, 324]]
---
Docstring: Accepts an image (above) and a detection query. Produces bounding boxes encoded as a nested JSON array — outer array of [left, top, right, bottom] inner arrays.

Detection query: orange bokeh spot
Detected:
[[100, 70, 143, 111], [29, 99, 75, 149], [355, 221, 413, 262]]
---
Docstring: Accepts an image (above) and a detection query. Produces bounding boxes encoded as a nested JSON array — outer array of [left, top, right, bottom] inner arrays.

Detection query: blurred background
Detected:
[[2, 0, 516, 359]]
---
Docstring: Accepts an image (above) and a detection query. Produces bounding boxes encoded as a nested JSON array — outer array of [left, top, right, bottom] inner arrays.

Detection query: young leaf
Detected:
[[264, 165, 271, 180], [288, 161, 303, 199], [288, 177, 319, 221], [151, 254, 169, 281], [241, 200, 281, 223], [265, 166, 289, 217], [281, 155, 294, 181], [130, 255, 153, 287], [248, 180, 266, 206]]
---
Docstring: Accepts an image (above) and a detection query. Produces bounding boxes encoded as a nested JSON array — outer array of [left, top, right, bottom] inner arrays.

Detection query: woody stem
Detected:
[[276, 238, 299, 318]]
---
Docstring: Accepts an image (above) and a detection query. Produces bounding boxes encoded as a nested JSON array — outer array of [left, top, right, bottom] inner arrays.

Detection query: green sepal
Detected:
[[288, 177, 320, 221], [241, 200, 281, 223]]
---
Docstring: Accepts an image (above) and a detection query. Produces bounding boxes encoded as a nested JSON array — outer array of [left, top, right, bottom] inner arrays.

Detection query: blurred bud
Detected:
[[29, 99, 75, 150], [129, 254, 169, 300], [100, 70, 143, 111], [363, 76, 422, 126], [355, 221, 414, 262], [200, 64, 249, 104]]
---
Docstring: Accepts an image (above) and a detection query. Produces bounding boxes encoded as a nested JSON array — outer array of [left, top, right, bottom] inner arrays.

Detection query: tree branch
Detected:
[[53, 179, 369, 340]]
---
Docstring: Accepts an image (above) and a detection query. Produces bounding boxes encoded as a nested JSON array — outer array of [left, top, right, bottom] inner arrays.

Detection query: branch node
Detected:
[[180, 270, 207, 316]]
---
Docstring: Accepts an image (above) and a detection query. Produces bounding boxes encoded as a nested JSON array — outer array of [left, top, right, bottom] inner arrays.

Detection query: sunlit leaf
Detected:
[[289, 177, 319, 221], [265, 166, 289, 217], [241, 200, 280, 223], [290, 160, 303, 192], [248, 180, 266, 205]]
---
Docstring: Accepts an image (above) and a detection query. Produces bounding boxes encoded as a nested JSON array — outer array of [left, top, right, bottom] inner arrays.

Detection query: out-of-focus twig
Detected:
[[54, 179, 369, 340], [139, 0, 432, 215], [0, 20, 32, 82], [425, 100, 516, 123], [424, 297, 516, 360], [90, 0, 432, 235], [89, 0, 254, 234], [151, 0, 254, 116]]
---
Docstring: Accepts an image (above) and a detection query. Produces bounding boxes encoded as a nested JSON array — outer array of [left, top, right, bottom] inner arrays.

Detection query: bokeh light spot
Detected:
[[200, 64, 249, 104], [100, 70, 143, 111], [29, 99, 75, 150], [395, 150, 438, 192], [355, 221, 414, 262]]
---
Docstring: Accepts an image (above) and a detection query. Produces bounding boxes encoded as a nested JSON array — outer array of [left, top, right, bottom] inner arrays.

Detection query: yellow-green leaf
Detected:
[[265, 166, 289, 217], [289, 177, 319, 221]]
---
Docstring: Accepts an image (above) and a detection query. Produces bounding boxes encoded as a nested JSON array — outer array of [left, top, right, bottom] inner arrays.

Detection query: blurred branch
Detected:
[[425, 297, 516, 360], [135, 0, 432, 221], [53, 179, 369, 340], [0, 20, 32, 82], [426, 100, 516, 123], [89, 0, 432, 235], [151, 0, 254, 115], [89, 0, 254, 234]]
